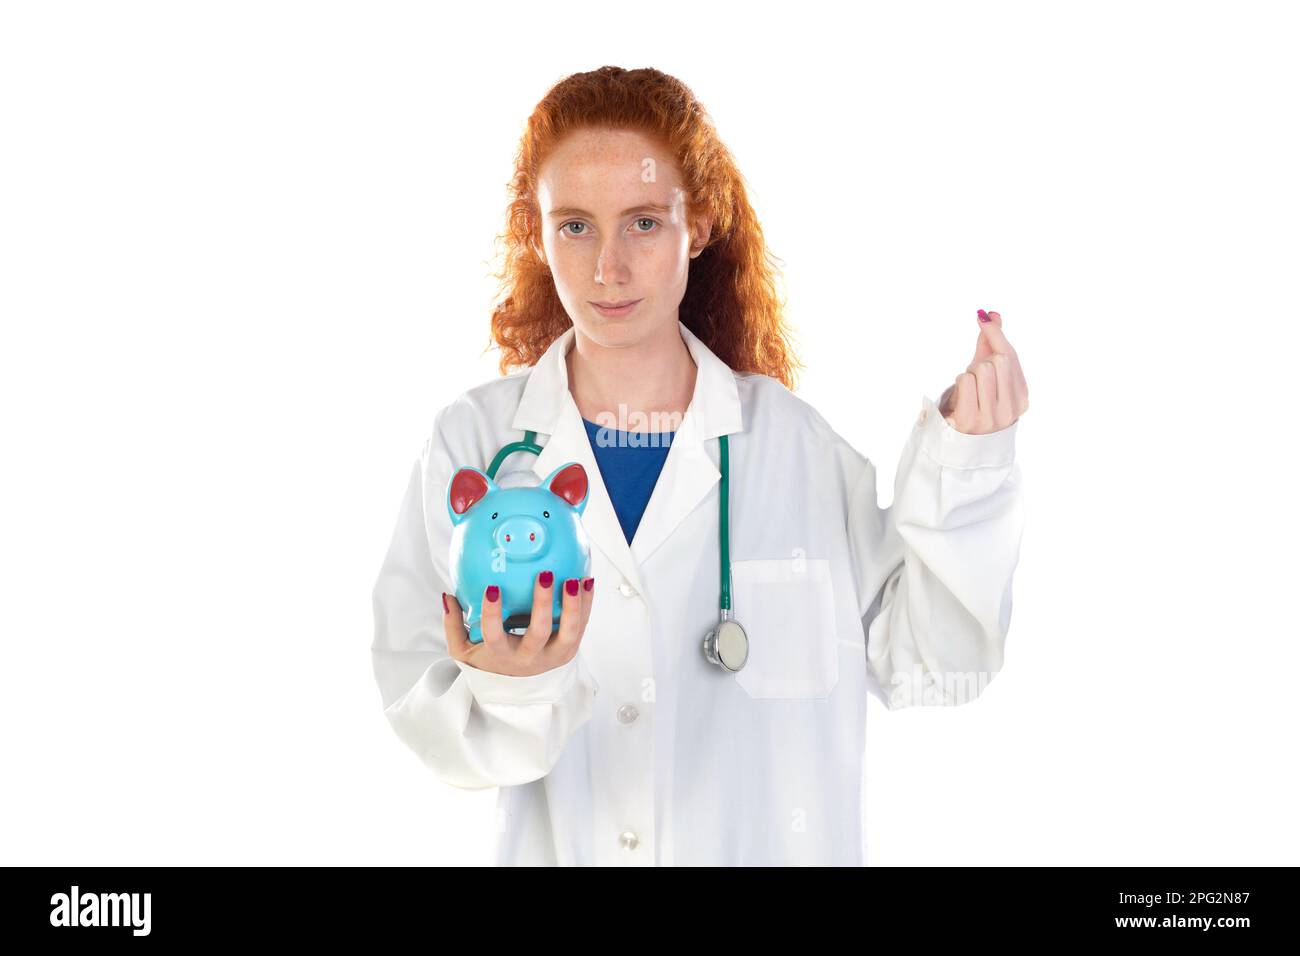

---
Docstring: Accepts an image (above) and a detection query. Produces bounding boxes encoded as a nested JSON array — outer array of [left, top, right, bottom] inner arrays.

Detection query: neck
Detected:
[[566, 323, 698, 434]]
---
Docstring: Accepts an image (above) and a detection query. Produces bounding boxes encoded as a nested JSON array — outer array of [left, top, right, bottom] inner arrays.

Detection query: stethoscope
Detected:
[[486, 428, 749, 673]]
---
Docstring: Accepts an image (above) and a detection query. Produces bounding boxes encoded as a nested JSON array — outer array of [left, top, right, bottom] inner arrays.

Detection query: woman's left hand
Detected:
[[938, 309, 1030, 434]]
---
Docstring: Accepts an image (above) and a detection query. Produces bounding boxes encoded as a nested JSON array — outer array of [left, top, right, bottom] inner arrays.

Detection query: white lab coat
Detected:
[[371, 319, 1024, 866]]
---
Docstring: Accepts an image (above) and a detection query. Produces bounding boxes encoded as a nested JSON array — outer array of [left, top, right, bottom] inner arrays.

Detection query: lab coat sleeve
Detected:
[[370, 406, 599, 789], [846, 394, 1024, 709]]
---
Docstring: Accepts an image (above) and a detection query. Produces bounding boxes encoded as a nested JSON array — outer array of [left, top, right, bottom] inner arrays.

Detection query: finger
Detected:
[[579, 575, 595, 635], [1005, 350, 1030, 418], [976, 309, 1017, 359], [973, 360, 997, 429], [938, 383, 957, 418], [991, 353, 1015, 427], [442, 591, 471, 659], [948, 372, 977, 429], [479, 583, 509, 655], [552, 576, 584, 654], [517, 570, 556, 657], [977, 310, 1029, 418]]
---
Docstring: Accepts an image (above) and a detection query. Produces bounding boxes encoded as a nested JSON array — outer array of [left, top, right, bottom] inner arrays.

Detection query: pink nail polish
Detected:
[[442, 592, 449, 614], [583, 577, 593, 592], [978, 309, 991, 323], [486, 585, 499, 602], [566, 579, 579, 596], [539, 570, 553, 588]]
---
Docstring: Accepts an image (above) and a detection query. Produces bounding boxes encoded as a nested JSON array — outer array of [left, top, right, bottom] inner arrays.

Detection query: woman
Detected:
[[371, 66, 1029, 866]]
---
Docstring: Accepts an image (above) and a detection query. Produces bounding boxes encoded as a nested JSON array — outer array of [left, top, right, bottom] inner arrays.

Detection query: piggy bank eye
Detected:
[[491, 512, 498, 520], [543, 510, 550, 518]]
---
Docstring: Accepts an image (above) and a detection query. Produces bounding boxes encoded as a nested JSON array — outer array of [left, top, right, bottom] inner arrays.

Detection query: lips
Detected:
[[590, 298, 642, 317]]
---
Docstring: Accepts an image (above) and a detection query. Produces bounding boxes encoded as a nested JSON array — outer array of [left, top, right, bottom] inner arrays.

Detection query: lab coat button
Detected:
[[618, 582, 636, 598], [618, 829, 640, 850], [616, 703, 639, 724]]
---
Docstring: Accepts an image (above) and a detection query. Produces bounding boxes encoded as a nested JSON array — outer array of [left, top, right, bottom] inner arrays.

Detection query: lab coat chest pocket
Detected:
[[729, 557, 839, 699]]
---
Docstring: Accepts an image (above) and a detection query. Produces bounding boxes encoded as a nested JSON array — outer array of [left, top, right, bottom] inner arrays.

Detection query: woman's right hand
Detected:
[[442, 572, 594, 676]]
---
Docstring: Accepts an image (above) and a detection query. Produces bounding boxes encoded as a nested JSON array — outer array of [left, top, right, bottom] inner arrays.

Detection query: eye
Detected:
[[633, 217, 659, 232], [543, 510, 550, 518], [561, 221, 587, 236], [491, 512, 497, 519]]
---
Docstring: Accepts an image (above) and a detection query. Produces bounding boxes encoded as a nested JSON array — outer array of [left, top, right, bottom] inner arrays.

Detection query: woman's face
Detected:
[[536, 127, 711, 348]]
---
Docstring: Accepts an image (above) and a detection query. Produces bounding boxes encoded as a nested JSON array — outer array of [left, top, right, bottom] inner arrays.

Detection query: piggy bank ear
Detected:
[[447, 466, 497, 527], [543, 462, 589, 515]]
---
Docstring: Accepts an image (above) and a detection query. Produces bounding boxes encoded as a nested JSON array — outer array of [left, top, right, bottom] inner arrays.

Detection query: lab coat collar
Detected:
[[510, 319, 744, 594]]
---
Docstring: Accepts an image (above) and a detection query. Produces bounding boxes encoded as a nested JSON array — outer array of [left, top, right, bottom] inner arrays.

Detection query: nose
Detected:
[[594, 239, 630, 287], [495, 515, 548, 560]]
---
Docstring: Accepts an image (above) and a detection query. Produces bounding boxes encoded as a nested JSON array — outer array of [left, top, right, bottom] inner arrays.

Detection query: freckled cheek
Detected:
[[549, 249, 592, 293], [640, 240, 688, 290]]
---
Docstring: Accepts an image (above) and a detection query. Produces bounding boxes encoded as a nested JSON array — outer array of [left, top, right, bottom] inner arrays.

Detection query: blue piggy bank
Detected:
[[446, 462, 592, 644]]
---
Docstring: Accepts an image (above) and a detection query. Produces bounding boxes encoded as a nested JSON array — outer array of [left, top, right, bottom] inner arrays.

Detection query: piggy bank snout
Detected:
[[494, 514, 549, 559]]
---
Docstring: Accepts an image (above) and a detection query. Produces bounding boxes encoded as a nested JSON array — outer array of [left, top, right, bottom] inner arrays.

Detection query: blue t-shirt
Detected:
[[580, 417, 676, 545]]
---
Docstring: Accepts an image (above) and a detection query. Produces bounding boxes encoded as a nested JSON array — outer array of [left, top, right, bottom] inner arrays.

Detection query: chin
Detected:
[[577, 309, 646, 333]]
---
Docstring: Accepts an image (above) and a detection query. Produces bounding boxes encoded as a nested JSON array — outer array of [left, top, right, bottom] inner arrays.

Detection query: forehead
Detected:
[[538, 127, 683, 211]]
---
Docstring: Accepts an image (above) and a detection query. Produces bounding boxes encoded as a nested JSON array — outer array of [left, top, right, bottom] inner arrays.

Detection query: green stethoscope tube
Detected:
[[486, 431, 542, 480]]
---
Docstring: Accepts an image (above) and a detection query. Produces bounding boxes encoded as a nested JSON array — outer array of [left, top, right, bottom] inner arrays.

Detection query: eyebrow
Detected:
[[544, 202, 675, 219]]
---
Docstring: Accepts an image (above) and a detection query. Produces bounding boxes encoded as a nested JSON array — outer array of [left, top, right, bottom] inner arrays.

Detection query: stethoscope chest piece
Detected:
[[703, 618, 749, 672]]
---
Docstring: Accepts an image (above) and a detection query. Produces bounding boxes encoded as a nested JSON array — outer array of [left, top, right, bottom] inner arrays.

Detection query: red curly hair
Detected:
[[485, 65, 803, 391]]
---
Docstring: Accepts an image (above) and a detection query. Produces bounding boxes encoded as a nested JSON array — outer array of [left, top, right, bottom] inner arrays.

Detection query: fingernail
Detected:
[[442, 592, 449, 614], [583, 577, 593, 592], [566, 579, 579, 596], [539, 570, 553, 588], [486, 585, 499, 602], [978, 309, 991, 323]]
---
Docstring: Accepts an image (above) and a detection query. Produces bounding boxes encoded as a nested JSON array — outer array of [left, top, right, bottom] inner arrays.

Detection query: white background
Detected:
[[3, 0, 1296, 866]]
